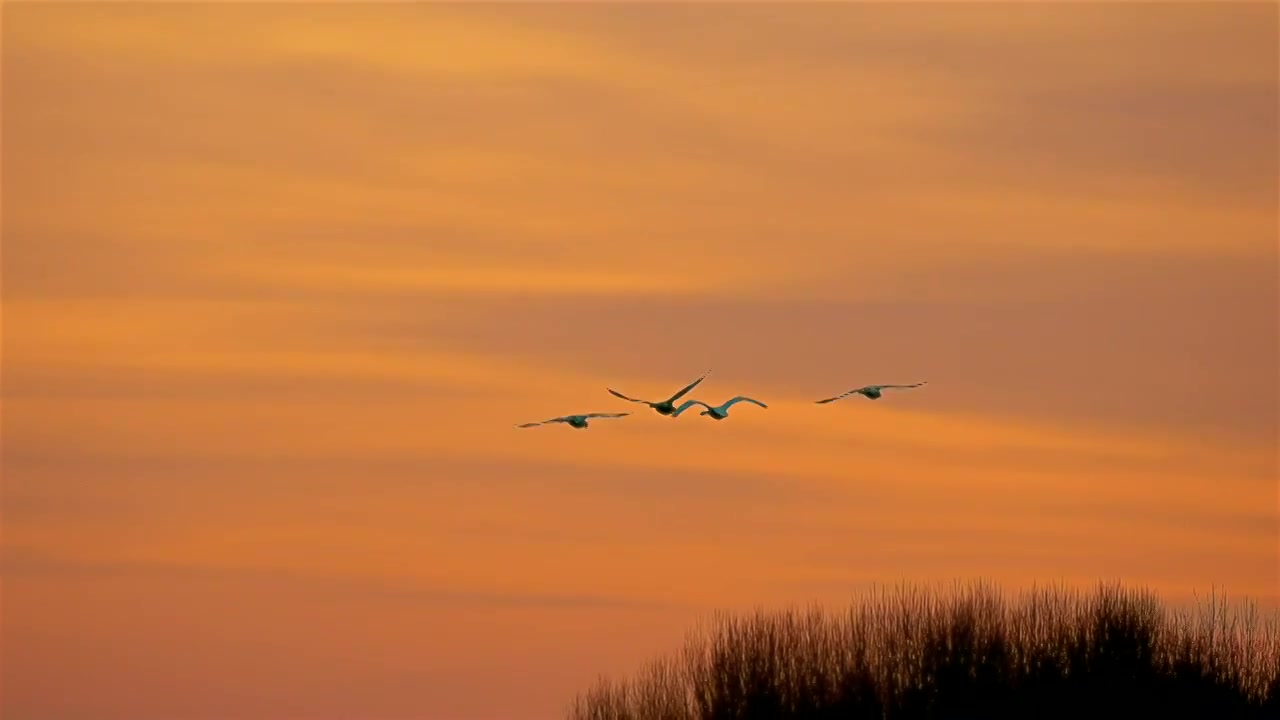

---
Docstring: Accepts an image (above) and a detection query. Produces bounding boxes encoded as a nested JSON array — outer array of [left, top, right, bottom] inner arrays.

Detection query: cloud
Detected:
[[8, 1, 1274, 320], [3, 4, 1276, 718], [303, 246, 1276, 445], [1, 547, 680, 610]]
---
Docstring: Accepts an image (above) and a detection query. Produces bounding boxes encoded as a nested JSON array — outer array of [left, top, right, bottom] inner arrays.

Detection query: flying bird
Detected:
[[672, 395, 768, 420], [515, 412, 630, 429], [607, 370, 711, 416], [814, 382, 927, 403]]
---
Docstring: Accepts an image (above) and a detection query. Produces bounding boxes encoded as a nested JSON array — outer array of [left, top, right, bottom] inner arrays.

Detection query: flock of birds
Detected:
[[515, 370, 928, 429]]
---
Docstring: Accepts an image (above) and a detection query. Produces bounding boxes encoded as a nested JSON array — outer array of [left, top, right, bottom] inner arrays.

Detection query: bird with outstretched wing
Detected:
[[814, 382, 927, 403]]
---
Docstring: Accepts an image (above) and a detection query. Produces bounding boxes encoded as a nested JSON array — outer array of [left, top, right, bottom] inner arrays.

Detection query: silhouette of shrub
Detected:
[[567, 581, 1280, 720]]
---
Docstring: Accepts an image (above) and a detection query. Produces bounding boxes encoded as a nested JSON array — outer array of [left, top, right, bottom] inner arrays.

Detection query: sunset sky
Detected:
[[3, 2, 1277, 718]]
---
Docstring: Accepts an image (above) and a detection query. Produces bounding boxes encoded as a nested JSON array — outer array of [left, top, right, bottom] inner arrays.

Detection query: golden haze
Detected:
[[3, 3, 1277, 719]]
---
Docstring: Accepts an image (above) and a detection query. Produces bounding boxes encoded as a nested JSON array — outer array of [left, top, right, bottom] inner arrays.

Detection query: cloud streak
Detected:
[[4, 3, 1276, 719]]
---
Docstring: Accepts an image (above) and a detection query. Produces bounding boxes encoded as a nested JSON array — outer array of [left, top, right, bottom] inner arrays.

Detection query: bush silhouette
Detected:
[[567, 581, 1280, 720]]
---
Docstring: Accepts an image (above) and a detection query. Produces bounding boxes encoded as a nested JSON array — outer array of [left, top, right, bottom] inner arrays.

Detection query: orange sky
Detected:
[[3, 2, 1277, 718]]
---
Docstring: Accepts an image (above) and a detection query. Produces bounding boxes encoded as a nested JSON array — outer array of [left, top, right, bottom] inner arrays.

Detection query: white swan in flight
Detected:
[[814, 382, 927, 403], [515, 412, 630, 429], [672, 395, 768, 420], [607, 370, 711, 417]]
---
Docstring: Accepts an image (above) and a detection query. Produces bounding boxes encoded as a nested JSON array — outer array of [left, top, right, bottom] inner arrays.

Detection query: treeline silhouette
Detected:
[[567, 581, 1280, 719]]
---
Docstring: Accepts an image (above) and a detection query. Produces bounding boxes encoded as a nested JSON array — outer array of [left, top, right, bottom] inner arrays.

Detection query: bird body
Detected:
[[673, 395, 768, 420], [607, 370, 711, 416], [814, 382, 927, 404], [516, 412, 630, 429]]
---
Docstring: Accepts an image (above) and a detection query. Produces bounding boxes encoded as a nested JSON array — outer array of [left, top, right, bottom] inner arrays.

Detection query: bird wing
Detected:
[[664, 370, 712, 404], [607, 388, 652, 404], [517, 416, 570, 428], [724, 396, 767, 409], [814, 387, 867, 404], [865, 379, 926, 389], [672, 399, 711, 417], [583, 412, 630, 419]]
